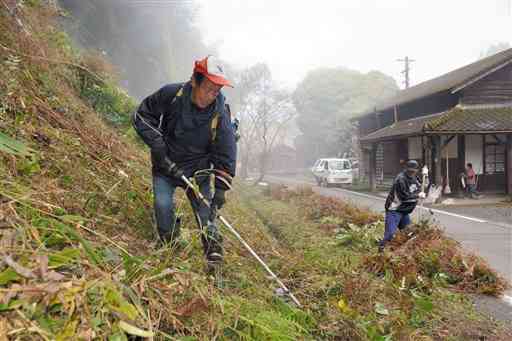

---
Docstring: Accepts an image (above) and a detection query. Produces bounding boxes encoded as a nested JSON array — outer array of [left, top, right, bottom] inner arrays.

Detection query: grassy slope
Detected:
[[0, 2, 510, 340]]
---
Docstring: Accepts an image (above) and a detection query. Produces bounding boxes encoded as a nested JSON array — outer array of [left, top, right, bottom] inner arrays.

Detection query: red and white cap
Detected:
[[194, 55, 232, 87]]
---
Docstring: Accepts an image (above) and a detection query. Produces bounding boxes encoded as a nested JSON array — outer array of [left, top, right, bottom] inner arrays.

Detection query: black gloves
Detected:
[[212, 189, 226, 209], [161, 157, 184, 180], [152, 147, 183, 180]]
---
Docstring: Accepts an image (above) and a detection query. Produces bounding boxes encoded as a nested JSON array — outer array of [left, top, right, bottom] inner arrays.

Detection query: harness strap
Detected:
[[210, 111, 219, 143], [171, 86, 184, 104], [171, 85, 220, 144]]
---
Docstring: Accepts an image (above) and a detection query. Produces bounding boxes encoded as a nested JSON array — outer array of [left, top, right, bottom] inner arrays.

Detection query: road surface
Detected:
[[266, 175, 512, 322]]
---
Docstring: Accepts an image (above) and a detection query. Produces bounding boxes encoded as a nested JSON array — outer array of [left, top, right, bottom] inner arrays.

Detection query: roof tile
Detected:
[[425, 106, 512, 132], [361, 106, 512, 142]]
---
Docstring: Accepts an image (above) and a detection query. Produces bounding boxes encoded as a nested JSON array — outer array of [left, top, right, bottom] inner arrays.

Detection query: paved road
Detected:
[[266, 175, 512, 321]]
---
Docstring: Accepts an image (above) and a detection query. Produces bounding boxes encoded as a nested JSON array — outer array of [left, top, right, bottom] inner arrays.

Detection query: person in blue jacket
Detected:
[[379, 160, 426, 252], [132, 56, 237, 265]]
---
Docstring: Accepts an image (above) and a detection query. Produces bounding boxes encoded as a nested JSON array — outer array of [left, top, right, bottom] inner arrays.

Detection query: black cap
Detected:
[[405, 160, 419, 170]]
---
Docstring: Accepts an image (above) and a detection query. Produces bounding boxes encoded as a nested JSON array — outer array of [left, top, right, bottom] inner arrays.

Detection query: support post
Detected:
[[369, 143, 377, 192], [432, 135, 442, 187], [421, 136, 426, 166], [457, 135, 465, 196], [507, 134, 512, 195]]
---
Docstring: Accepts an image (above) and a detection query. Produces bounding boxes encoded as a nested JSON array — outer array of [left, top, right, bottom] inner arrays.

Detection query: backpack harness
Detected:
[[170, 85, 220, 144]]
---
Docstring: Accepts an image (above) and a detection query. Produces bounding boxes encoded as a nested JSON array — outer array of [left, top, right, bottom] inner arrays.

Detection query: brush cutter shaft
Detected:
[[217, 215, 302, 307], [180, 175, 302, 307]]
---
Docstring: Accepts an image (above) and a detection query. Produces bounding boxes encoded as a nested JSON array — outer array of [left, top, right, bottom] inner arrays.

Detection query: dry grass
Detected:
[[364, 223, 509, 297]]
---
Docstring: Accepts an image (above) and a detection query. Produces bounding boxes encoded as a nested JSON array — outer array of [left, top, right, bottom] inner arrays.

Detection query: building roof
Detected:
[[356, 48, 512, 118], [360, 105, 512, 143], [359, 113, 443, 142], [425, 106, 512, 133]]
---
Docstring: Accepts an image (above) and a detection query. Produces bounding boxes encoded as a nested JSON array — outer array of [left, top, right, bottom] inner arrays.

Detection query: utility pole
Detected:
[[397, 56, 415, 89]]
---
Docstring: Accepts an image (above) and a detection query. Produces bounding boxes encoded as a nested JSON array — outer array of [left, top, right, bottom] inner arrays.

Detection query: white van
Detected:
[[311, 158, 353, 187]]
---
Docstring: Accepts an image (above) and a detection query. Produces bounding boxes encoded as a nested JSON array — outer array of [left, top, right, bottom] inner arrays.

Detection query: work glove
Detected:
[[152, 147, 183, 180], [212, 189, 226, 209], [161, 157, 184, 180], [418, 192, 426, 199]]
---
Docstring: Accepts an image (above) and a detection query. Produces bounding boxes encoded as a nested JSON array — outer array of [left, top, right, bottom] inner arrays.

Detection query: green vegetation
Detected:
[[75, 53, 136, 128], [0, 3, 510, 340]]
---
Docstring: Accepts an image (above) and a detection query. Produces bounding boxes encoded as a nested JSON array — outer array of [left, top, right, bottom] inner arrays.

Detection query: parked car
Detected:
[[310, 159, 322, 174], [311, 158, 353, 187]]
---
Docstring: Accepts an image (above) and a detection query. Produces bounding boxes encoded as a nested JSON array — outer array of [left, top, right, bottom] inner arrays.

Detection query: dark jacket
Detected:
[[132, 82, 237, 188], [385, 171, 421, 214]]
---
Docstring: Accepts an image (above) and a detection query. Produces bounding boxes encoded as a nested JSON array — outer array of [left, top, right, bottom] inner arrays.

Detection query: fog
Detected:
[[198, 0, 512, 88], [58, 0, 512, 178], [59, 0, 215, 99]]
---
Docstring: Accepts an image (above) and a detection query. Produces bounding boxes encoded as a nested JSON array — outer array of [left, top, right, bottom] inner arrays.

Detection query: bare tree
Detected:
[[253, 76, 296, 183], [231, 64, 269, 179], [230, 64, 296, 181]]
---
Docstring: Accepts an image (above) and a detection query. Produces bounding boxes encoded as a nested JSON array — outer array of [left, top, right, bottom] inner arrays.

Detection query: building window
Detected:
[[484, 136, 506, 175]]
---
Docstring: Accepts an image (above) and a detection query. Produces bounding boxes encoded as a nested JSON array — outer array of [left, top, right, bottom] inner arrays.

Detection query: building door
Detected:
[[480, 135, 506, 192], [397, 139, 409, 165], [441, 158, 460, 192]]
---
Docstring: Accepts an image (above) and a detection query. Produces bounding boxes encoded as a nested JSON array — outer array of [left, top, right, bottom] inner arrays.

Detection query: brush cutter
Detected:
[[180, 174, 302, 308]]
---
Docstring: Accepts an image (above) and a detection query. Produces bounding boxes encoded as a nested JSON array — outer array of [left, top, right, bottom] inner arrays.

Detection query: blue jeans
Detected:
[[467, 184, 477, 196], [152, 174, 222, 255], [380, 211, 411, 246]]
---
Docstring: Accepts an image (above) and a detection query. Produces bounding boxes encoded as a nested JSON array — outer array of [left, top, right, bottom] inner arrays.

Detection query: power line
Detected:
[[396, 56, 415, 89]]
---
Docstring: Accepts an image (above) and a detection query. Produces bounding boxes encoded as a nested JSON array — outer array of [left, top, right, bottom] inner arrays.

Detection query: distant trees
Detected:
[[293, 67, 398, 166]]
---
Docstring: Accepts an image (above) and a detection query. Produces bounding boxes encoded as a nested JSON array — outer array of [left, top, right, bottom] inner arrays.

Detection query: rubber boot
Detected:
[[203, 221, 224, 288], [203, 221, 223, 259]]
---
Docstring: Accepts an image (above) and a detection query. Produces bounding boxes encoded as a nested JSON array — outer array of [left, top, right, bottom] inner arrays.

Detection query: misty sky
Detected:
[[197, 0, 512, 89]]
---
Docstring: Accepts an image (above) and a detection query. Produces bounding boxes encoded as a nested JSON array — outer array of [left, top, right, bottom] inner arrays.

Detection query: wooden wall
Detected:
[[398, 91, 459, 121], [462, 63, 512, 105], [374, 140, 408, 187], [358, 114, 378, 137], [357, 91, 459, 138]]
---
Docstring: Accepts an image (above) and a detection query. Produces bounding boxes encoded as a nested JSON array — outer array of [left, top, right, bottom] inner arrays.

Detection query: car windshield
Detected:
[[329, 160, 350, 170]]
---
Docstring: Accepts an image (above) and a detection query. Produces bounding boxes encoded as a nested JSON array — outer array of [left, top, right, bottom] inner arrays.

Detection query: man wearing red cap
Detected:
[[133, 56, 237, 267]]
